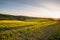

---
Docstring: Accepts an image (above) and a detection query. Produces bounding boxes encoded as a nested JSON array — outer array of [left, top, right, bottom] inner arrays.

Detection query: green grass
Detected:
[[0, 20, 60, 40]]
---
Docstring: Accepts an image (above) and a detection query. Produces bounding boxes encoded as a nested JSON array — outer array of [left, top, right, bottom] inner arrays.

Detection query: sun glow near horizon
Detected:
[[36, 3, 60, 18]]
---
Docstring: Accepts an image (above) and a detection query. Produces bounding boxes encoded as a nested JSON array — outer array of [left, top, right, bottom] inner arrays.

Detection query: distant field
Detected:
[[0, 20, 60, 40]]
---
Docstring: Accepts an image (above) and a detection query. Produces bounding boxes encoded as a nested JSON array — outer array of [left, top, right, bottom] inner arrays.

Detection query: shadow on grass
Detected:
[[0, 25, 34, 32]]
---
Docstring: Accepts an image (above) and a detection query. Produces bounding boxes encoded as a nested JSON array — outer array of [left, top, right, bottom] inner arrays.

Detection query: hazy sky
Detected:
[[0, 0, 60, 18]]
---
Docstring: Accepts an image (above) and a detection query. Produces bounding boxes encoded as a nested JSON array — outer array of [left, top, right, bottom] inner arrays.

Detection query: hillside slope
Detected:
[[0, 20, 60, 40], [0, 13, 54, 22]]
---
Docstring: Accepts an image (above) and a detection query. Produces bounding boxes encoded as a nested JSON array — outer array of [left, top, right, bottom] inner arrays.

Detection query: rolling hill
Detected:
[[0, 13, 54, 21]]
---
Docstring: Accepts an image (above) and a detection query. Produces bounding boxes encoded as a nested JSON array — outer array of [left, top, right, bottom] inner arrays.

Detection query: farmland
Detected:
[[0, 20, 60, 40]]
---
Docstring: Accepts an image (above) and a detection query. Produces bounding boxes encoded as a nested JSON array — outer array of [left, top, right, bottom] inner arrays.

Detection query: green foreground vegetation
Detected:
[[0, 20, 60, 40]]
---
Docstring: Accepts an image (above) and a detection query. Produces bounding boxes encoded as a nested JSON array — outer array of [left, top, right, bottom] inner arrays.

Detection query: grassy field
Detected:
[[0, 20, 60, 40]]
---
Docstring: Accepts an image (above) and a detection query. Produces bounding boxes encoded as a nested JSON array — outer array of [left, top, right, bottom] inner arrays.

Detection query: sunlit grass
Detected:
[[0, 20, 59, 40]]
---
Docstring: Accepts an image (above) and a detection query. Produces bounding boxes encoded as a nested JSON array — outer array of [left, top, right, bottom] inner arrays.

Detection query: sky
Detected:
[[0, 0, 60, 18]]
